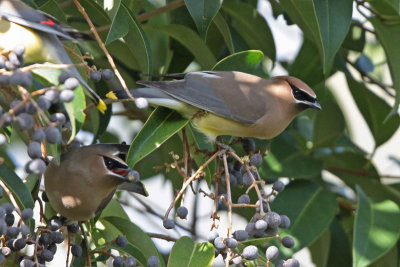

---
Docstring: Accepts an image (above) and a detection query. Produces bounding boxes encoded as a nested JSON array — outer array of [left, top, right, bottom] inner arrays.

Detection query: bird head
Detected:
[[281, 76, 322, 111], [101, 154, 135, 183]]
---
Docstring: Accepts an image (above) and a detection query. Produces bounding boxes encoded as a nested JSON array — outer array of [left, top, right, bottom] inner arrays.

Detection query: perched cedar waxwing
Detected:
[[0, 0, 106, 113], [44, 144, 148, 221], [109, 71, 322, 140]]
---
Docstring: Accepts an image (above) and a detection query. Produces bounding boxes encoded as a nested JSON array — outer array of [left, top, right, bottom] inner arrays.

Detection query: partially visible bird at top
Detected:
[[108, 71, 322, 141], [0, 0, 107, 113]]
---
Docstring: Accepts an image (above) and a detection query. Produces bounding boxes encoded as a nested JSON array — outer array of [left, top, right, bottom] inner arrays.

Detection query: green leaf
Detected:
[[101, 216, 165, 266], [326, 219, 352, 267], [127, 107, 190, 167], [342, 22, 366, 52], [222, 1, 276, 61], [0, 164, 34, 209], [213, 12, 234, 53], [289, 38, 326, 87], [144, 24, 216, 69], [369, 17, 400, 114], [280, 0, 352, 72], [212, 50, 264, 74], [271, 180, 337, 252], [184, 0, 222, 39], [346, 76, 400, 147], [370, 244, 399, 267], [313, 101, 345, 148], [106, 3, 152, 74], [323, 152, 400, 206], [309, 229, 330, 267], [168, 237, 214, 267], [259, 134, 323, 179], [353, 186, 400, 267], [99, 199, 130, 220], [368, 0, 400, 16], [185, 127, 215, 186]]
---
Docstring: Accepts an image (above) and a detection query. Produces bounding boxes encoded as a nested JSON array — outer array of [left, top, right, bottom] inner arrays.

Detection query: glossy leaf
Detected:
[[212, 50, 263, 74], [327, 219, 352, 267], [353, 187, 400, 267], [347, 76, 400, 147], [106, 3, 152, 74], [102, 216, 165, 266], [289, 38, 325, 86], [184, 0, 222, 39], [313, 101, 345, 148], [0, 164, 34, 209], [222, 1, 276, 61], [185, 126, 215, 186], [213, 12, 234, 53], [144, 24, 216, 69], [309, 229, 330, 267], [323, 152, 400, 206], [271, 180, 337, 251], [280, 0, 352, 72], [342, 22, 366, 52], [167, 236, 214, 267], [259, 134, 323, 178], [127, 107, 190, 167], [370, 17, 400, 114]]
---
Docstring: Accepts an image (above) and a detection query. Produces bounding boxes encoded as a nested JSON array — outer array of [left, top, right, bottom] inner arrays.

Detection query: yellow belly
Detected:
[[0, 19, 46, 63]]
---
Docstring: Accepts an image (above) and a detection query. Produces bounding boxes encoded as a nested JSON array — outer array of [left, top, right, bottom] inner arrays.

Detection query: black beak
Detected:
[[311, 100, 322, 110]]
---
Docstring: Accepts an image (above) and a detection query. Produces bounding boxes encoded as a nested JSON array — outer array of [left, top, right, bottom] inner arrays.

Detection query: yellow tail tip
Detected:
[[106, 91, 118, 100], [97, 99, 107, 114]]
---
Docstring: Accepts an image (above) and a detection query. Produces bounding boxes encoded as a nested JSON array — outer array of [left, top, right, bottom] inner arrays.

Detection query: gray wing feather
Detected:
[[137, 72, 257, 124]]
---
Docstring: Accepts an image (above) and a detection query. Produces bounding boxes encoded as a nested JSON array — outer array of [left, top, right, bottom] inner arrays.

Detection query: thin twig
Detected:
[[79, 222, 92, 267], [222, 154, 233, 267], [72, 0, 133, 100], [129, 195, 194, 234], [229, 151, 265, 215], [344, 56, 395, 97], [147, 232, 178, 242], [137, 0, 185, 22], [0, 180, 21, 215], [164, 151, 220, 220]]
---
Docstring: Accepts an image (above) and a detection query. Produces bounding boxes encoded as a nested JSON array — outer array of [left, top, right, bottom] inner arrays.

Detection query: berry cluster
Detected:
[[0, 193, 71, 266], [0, 45, 116, 173], [160, 138, 299, 265]]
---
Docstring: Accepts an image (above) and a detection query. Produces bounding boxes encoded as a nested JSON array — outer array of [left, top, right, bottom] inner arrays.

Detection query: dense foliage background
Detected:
[[1, 0, 400, 266]]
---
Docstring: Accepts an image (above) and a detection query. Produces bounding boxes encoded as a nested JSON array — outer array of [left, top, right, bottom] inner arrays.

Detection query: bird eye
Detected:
[[293, 88, 301, 96], [103, 156, 128, 171]]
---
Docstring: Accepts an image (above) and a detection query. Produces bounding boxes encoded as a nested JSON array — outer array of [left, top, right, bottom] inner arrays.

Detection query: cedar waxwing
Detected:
[[44, 144, 148, 221], [109, 71, 322, 140], [0, 0, 106, 113]]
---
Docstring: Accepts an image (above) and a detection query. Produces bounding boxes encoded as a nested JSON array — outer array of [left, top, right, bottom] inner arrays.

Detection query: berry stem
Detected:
[[78, 222, 92, 267], [228, 151, 265, 215], [164, 151, 219, 220], [0, 180, 21, 216], [222, 153, 234, 267]]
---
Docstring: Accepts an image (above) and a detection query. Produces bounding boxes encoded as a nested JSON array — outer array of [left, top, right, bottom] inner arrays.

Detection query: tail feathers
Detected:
[[112, 88, 171, 100]]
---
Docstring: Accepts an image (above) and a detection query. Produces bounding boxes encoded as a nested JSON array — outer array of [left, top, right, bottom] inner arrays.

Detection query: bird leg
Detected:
[[215, 140, 235, 153]]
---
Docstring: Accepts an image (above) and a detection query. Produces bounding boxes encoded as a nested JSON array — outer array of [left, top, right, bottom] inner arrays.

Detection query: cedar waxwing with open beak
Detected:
[[108, 71, 322, 140], [44, 144, 148, 221], [0, 0, 106, 113]]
